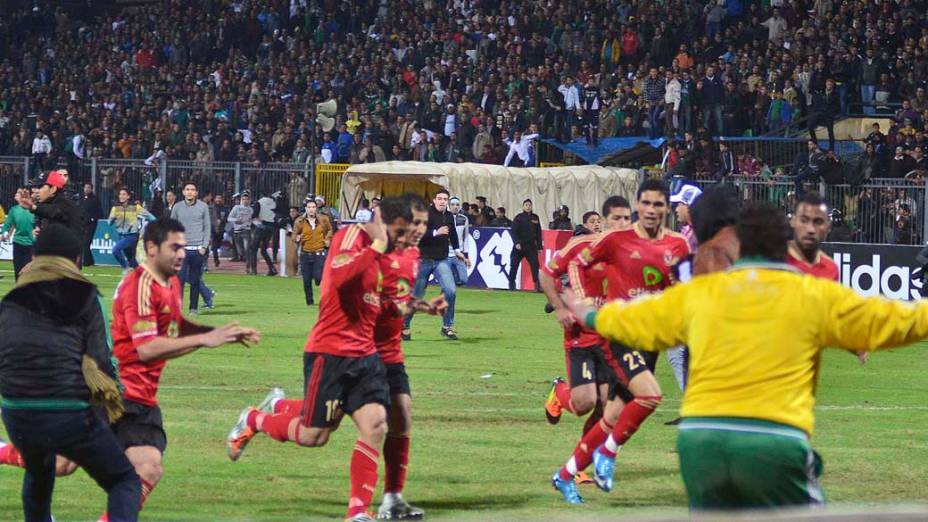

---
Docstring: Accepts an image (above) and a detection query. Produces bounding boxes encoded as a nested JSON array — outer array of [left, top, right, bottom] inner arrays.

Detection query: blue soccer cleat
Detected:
[[551, 472, 584, 504], [592, 446, 615, 492]]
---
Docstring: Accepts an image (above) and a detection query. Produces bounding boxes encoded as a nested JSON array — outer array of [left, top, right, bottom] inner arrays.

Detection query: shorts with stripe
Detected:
[[300, 352, 390, 429]]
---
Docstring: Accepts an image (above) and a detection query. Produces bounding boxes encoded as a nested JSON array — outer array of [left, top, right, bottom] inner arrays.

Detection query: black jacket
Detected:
[[419, 204, 460, 260], [512, 211, 542, 250], [81, 194, 104, 228], [35, 193, 84, 238], [0, 275, 117, 405]]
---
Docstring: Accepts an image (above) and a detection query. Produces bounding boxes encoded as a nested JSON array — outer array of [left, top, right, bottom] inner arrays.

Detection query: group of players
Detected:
[[0, 176, 843, 520]]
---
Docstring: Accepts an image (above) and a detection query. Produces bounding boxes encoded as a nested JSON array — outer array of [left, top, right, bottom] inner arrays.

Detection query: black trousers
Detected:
[[508, 246, 540, 290], [82, 220, 96, 267], [252, 225, 276, 272], [2, 408, 140, 522], [13, 243, 33, 280], [809, 116, 835, 152], [300, 251, 326, 304]]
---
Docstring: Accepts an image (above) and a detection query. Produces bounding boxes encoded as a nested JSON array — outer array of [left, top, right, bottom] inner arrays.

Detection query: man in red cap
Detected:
[[35, 169, 84, 241]]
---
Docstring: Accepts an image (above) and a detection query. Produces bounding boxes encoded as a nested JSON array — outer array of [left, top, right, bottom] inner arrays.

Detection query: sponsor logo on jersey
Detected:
[[642, 265, 663, 286]]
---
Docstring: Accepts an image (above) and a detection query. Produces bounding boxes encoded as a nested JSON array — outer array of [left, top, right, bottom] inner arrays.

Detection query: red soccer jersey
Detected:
[[306, 224, 385, 357], [111, 266, 185, 407], [786, 243, 839, 281], [374, 247, 420, 365], [543, 236, 608, 350], [574, 223, 691, 300]]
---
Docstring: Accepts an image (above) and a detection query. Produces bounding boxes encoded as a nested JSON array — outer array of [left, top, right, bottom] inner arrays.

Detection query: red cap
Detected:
[[44, 170, 67, 189]]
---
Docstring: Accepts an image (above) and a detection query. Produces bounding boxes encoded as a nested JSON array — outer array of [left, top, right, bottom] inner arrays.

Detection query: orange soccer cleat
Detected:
[[545, 377, 565, 425]]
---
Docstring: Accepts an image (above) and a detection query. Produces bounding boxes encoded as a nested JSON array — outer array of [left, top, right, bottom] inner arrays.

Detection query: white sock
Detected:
[[604, 435, 619, 454], [564, 456, 578, 476]]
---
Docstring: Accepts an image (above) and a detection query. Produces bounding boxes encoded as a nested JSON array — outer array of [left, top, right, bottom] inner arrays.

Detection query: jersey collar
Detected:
[[633, 221, 664, 240], [141, 264, 171, 287], [787, 241, 821, 266]]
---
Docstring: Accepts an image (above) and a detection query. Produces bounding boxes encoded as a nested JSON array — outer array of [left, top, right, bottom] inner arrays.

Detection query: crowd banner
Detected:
[[463, 227, 573, 290], [90, 220, 120, 266], [821, 243, 924, 300]]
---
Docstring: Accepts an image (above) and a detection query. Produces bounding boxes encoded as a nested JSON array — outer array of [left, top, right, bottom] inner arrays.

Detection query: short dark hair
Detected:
[[380, 195, 412, 224], [183, 181, 197, 190], [497, 206, 506, 214], [401, 193, 428, 213], [602, 195, 631, 216], [691, 184, 740, 244], [144, 218, 186, 248], [795, 192, 828, 213], [435, 188, 450, 197], [523, 198, 532, 205], [636, 178, 669, 202], [736, 202, 790, 261], [582, 211, 600, 224]]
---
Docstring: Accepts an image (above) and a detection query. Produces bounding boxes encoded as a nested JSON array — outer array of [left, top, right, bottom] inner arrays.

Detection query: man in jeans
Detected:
[[292, 199, 333, 306], [404, 189, 468, 340], [0, 224, 140, 521], [448, 197, 471, 285], [171, 182, 211, 314], [228, 192, 255, 273]]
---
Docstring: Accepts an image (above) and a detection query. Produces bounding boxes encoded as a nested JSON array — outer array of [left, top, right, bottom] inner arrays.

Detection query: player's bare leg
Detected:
[[592, 370, 662, 492], [0, 440, 78, 476], [378, 393, 423, 520]]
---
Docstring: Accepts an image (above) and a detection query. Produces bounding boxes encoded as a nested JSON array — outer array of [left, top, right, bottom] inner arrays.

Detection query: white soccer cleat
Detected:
[[227, 407, 258, 462], [256, 387, 285, 414], [377, 492, 424, 520]]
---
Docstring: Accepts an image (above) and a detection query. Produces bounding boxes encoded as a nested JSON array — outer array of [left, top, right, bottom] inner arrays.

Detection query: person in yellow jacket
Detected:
[[563, 201, 928, 510]]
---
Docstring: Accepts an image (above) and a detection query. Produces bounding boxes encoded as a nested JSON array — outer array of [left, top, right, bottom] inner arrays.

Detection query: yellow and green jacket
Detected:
[[587, 258, 928, 436]]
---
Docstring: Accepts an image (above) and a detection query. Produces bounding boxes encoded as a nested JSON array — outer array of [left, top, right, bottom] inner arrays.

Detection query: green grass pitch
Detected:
[[1, 264, 926, 520]]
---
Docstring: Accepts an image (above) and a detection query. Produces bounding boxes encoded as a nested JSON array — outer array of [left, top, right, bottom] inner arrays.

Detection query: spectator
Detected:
[[34, 170, 83, 241], [250, 192, 278, 277], [643, 68, 666, 140], [1, 188, 36, 280], [80, 183, 103, 267], [292, 200, 332, 306], [314, 195, 340, 230], [359, 136, 386, 164], [448, 197, 471, 286], [475, 197, 495, 225], [31, 130, 52, 176], [490, 207, 512, 228], [473, 124, 494, 162], [171, 182, 212, 312], [809, 80, 840, 152], [549, 206, 573, 231], [889, 147, 917, 179], [503, 130, 539, 167], [109, 188, 151, 273], [701, 66, 725, 136], [509, 199, 542, 292], [575, 211, 602, 236], [228, 191, 254, 272]]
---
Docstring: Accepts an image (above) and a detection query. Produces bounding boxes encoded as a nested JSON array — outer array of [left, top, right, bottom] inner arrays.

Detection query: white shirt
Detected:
[[444, 113, 457, 137], [72, 134, 85, 159], [559, 84, 580, 110], [504, 134, 539, 166], [32, 135, 52, 154]]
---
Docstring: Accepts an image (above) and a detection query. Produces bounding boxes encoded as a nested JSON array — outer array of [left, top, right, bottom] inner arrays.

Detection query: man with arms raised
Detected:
[[102, 218, 260, 521]]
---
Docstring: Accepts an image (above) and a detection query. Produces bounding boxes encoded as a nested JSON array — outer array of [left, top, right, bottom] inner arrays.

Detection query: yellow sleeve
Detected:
[[819, 279, 928, 351], [592, 284, 689, 352]]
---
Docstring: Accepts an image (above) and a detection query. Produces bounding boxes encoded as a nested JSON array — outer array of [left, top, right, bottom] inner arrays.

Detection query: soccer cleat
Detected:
[[592, 446, 615, 492], [227, 407, 258, 461], [575, 471, 593, 485], [345, 513, 376, 522], [377, 493, 424, 520], [401, 329, 411, 342], [188, 309, 198, 316], [551, 472, 583, 504], [256, 387, 285, 414], [440, 327, 458, 340], [664, 416, 682, 426], [544, 378, 565, 425]]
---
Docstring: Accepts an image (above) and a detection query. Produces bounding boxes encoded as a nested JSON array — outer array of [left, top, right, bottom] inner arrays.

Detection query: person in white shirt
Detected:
[[447, 197, 471, 285], [664, 71, 682, 135], [503, 130, 539, 167], [443, 104, 458, 138], [31, 130, 52, 174]]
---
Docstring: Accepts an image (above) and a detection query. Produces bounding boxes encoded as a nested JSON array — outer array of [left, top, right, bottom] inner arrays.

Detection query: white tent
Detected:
[[339, 162, 641, 227]]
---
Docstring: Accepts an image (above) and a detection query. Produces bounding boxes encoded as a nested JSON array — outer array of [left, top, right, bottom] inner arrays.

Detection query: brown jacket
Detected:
[[292, 214, 333, 253]]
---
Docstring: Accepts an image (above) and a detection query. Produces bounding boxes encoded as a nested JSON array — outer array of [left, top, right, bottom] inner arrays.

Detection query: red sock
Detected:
[[600, 397, 659, 458], [258, 412, 298, 442], [140, 478, 155, 510], [558, 419, 612, 481], [554, 380, 576, 415], [0, 443, 24, 468], [246, 409, 263, 430], [383, 435, 410, 494], [582, 404, 603, 436], [273, 399, 303, 415], [347, 440, 380, 519]]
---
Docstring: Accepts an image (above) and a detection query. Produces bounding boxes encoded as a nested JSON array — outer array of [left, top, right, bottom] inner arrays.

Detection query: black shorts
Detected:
[[112, 400, 167, 453], [385, 363, 412, 397], [604, 342, 659, 386], [566, 347, 614, 388], [300, 352, 390, 429]]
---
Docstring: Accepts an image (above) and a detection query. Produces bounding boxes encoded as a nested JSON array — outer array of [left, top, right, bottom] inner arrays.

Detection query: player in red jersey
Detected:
[[541, 196, 632, 494], [103, 218, 260, 521], [786, 192, 839, 281], [227, 197, 415, 522], [563, 179, 690, 497]]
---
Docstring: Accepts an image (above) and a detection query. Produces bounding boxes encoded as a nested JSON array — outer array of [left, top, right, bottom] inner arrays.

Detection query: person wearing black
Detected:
[[404, 189, 468, 340], [490, 207, 513, 227], [34, 170, 84, 241], [549, 205, 573, 230], [809, 79, 840, 152], [581, 81, 601, 146], [509, 198, 542, 292], [475, 196, 495, 224], [0, 225, 141, 522], [79, 182, 103, 267]]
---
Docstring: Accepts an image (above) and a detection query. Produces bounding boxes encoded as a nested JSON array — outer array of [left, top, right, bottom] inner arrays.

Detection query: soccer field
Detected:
[[1, 264, 927, 521]]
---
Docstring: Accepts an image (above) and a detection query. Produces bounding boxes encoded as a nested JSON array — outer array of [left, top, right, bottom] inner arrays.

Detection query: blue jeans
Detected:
[[112, 233, 139, 269], [449, 255, 468, 285], [702, 104, 724, 136], [2, 408, 140, 522], [179, 249, 205, 311], [860, 84, 876, 115], [300, 251, 326, 304], [198, 262, 214, 308], [404, 257, 456, 329], [648, 104, 663, 139]]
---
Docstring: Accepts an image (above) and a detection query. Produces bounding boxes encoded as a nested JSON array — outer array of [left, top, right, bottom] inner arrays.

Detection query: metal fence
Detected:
[[682, 174, 927, 246]]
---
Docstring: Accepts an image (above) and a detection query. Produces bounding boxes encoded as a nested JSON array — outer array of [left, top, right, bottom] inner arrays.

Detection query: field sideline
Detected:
[[1, 263, 926, 521]]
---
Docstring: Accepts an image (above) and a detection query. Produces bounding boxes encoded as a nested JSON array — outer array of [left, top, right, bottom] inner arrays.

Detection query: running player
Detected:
[[103, 218, 260, 520], [540, 196, 632, 501], [226, 197, 413, 522], [571, 179, 690, 494]]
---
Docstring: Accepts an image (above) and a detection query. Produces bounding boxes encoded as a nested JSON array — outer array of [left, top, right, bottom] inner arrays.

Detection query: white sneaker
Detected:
[[347, 514, 376, 522], [256, 387, 285, 414], [377, 492, 424, 520]]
